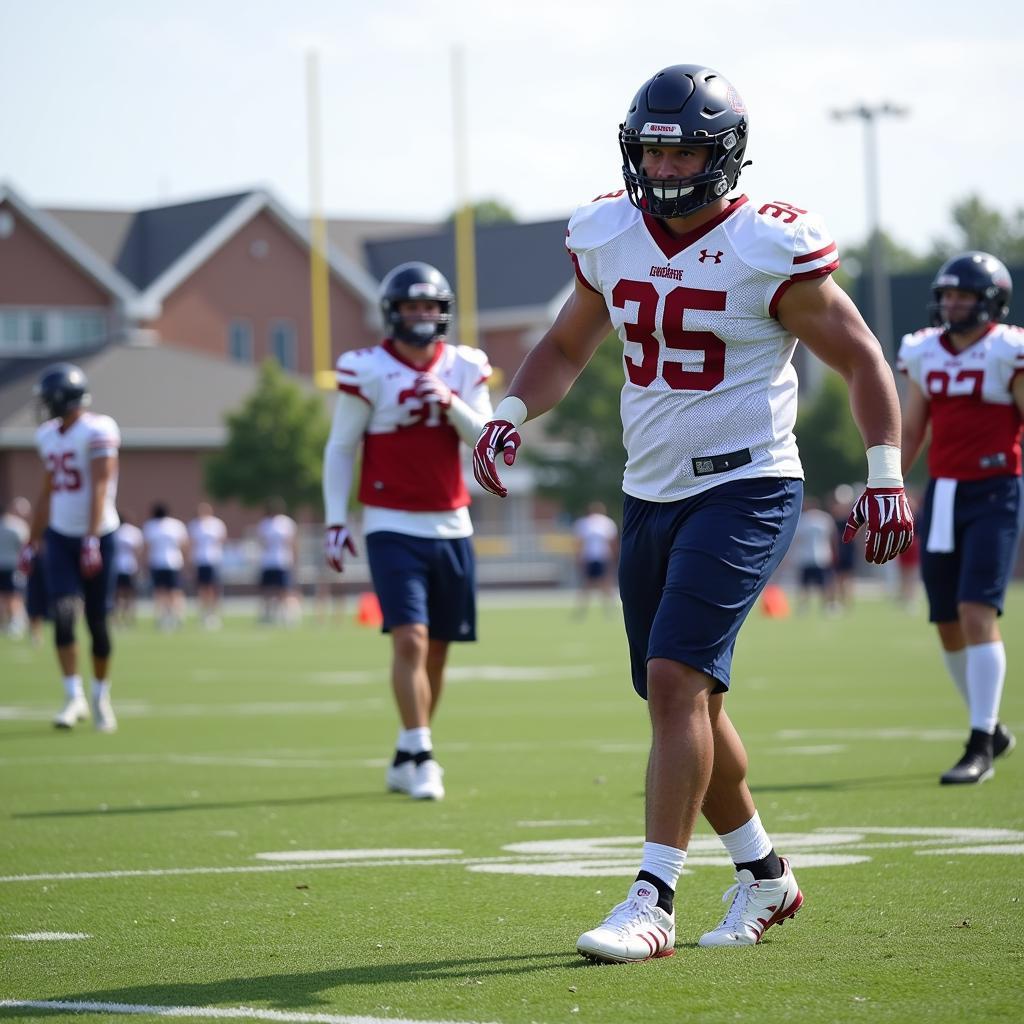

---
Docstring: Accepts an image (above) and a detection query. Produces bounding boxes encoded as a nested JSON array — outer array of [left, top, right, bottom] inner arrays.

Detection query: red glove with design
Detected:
[[414, 372, 452, 411], [18, 542, 36, 576], [472, 420, 522, 498], [843, 488, 915, 565], [324, 525, 358, 573], [80, 535, 103, 578]]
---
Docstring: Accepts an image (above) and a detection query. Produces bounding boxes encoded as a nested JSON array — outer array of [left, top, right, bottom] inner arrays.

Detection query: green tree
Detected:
[[926, 194, 1024, 264], [793, 370, 867, 500], [205, 359, 330, 514], [445, 198, 517, 225], [525, 335, 626, 519]]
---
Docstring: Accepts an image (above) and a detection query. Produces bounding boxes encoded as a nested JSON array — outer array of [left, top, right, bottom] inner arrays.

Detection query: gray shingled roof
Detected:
[[0, 345, 330, 448], [364, 218, 573, 312], [45, 207, 136, 266]]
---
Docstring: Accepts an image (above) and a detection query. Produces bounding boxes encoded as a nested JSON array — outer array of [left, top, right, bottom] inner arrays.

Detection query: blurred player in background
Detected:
[[143, 503, 189, 631], [0, 497, 30, 636], [257, 498, 297, 625], [112, 512, 143, 626], [473, 64, 913, 962], [572, 500, 619, 619], [189, 502, 227, 629], [790, 495, 837, 613], [22, 363, 121, 731], [322, 261, 493, 802], [899, 251, 1023, 785]]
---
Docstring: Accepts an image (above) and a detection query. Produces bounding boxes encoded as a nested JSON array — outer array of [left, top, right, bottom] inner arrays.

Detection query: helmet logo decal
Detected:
[[641, 122, 682, 136], [407, 282, 438, 298], [722, 132, 737, 150], [699, 250, 724, 264]]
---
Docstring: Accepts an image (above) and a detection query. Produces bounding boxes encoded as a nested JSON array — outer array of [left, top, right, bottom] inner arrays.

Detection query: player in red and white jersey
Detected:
[[322, 261, 493, 801], [474, 64, 913, 963], [23, 363, 121, 732], [899, 251, 1024, 785]]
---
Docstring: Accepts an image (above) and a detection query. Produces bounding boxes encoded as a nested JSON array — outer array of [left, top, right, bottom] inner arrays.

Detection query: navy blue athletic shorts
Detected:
[[584, 559, 609, 580], [920, 475, 1024, 622], [365, 531, 476, 642], [619, 477, 802, 696], [44, 527, 115, 616], [260, 567, 290, 590], [196, 564, 219, 586], [150, 567, 181, 591]]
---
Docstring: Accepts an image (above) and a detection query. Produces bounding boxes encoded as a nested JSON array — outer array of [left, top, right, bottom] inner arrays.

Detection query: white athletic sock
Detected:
[[92, 679, 110, 701], [399, 726, 432, 755], [942, 648, 969, 708], [718, 812, 774, 864], [639, 841, 686, 892], [966, 641, 1006, 734], [63, 675, 83, 699]]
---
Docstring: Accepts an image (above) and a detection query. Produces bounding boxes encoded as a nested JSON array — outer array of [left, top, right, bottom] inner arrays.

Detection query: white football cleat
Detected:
[[577, 880, 675, 963], [92, 694, 118, 733], [53, 695, 90, 729], [386, 760, 415, 794], [409, 758, 445, 800], [698, 857, 803, 947]]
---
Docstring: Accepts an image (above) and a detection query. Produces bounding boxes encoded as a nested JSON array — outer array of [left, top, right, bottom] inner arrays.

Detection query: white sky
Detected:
[[3, 0, 1020, 253]]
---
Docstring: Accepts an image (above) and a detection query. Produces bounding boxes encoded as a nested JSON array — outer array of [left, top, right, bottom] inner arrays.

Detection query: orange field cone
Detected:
[[760, 583, 790, 619], [356, 591, 383, 627]]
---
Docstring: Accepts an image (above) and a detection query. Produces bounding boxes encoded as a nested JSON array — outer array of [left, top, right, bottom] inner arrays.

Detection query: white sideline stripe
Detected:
[[9, 932, 91, 941], [0, 700, 384, 722], [0, 1002, 491, 1024], [918, 844, 1024, 856]]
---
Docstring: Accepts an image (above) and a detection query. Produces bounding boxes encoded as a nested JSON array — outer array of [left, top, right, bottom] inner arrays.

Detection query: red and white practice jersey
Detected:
[[336, 340, 492, 512], [258, 515, 297, 569], [897, 323, 1024, 480], [567, 192, 839, 502], [113, 522, 143, 575], [35, 412, 120, 537]]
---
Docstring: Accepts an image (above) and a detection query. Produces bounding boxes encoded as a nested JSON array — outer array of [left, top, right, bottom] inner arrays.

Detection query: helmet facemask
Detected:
[[385, 298, 453, 348], [927, 252, 1012, 333]]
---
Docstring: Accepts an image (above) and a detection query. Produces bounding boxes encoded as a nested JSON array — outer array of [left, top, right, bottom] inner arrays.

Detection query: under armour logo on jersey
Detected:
[[698, 249, 724, 264]]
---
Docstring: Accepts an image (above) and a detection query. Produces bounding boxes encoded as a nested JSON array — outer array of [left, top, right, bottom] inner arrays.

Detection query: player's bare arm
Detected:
[[777, 275, 902, 448], [89, 455, 117, 537], [503, 278, 612, 420], [900, 379, 931, 476], [1013, 370, 1024, 417]]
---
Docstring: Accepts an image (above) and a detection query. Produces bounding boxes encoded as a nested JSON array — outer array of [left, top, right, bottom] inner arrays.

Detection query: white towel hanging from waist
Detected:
[[926, 478, 957, 553]]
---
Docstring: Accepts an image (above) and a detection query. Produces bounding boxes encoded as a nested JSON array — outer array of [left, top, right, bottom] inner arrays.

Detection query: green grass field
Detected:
[[1, 588, 1022, 1024]]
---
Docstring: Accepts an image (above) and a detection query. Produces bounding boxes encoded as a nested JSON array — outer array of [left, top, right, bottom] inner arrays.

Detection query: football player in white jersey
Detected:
[[572, 500, 619, 619], [474, 64, 914, 962], [22, 363, 121, 731], [898, 252, 1024, 785], [256, 498, 298, 625], [322, 261, 493, 801], [189, 502, 227, 629], [112, 512, 144, 626], [143, 503, 189, 631]]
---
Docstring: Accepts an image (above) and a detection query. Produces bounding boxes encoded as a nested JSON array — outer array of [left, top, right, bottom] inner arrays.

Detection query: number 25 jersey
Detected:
[[567, 193, 839, 502]]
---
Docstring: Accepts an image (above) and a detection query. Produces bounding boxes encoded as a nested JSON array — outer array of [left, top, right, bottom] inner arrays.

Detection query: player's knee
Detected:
[[53, 596, 77, 647], [86, 612, 112, 659]]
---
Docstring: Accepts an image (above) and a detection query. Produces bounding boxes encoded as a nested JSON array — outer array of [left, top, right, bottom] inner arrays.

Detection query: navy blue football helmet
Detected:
[[380, 262, 454, 347], [619, 65, 749, 219], [929, 251, 1012, 331], [34, 362, 91, 420]]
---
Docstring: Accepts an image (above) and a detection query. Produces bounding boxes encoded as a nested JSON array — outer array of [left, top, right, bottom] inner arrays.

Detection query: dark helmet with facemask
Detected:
[[619, 64, 749, 219], [380, 262, 454, 347]]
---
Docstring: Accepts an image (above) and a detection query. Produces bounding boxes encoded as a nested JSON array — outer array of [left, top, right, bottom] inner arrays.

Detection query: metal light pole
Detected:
[[831, 102, 908, 359]]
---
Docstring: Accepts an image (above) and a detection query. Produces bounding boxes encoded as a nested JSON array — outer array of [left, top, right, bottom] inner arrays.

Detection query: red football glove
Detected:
[[472, 420, 522, 498], [17, 542, 36, 576], [324, 525, 358, 573], [414, 372, 452, 411], [80, 535, 103, 578], [842, 487, 914, 565]]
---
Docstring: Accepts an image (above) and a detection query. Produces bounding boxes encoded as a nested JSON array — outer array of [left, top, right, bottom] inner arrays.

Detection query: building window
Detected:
[[28, 312, 46, 345], [62, 311, 106, 346], [229, 319, 253, 363], [269, 319, 297, 371], [0, 306, 106, 354]]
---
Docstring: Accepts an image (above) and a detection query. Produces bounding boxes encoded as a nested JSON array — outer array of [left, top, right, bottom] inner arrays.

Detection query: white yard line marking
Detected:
[[9, 932, 91, 941], [0, 1001, 493, 1024]]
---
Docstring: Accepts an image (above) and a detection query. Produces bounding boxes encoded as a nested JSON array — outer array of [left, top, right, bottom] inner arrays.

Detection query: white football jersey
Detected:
[[189, 515, 227, 566], [574, 512, 618, 561], [258, 514, 296, 568], [897, 323, 1024, 480], [143, 517, 188, 570], [35, 412, 120, 537], [337, 340, 492, 516], [567, 193, 839, 502], [113, 522, 143, 575]]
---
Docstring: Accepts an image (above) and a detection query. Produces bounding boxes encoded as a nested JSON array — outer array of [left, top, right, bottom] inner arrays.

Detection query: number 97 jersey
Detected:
[[567, 192, 840, 502]]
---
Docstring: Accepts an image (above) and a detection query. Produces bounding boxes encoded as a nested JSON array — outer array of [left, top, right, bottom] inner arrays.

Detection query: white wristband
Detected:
[[866, 444, 903, 488], [493, 395, 528, 427]]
